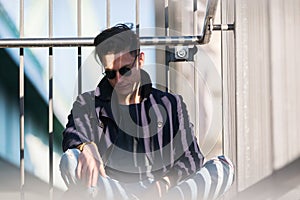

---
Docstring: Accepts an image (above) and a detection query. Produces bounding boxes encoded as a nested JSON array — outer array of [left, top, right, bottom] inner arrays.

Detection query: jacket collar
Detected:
[[95, 69, 152, 102]]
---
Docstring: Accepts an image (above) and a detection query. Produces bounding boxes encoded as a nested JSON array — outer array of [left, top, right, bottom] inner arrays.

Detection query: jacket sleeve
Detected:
[[163, 94, 204, 187], [62, 92, 95, 152]]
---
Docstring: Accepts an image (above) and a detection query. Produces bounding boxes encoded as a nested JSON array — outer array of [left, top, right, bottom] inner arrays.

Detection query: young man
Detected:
[[60, 24, 234, 200]]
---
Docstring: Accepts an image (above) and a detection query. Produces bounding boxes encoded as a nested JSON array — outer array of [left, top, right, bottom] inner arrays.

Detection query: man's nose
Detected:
[[114, 71, 122, 82]]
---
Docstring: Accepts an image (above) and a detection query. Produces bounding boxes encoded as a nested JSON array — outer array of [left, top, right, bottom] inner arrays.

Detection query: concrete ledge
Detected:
[[233, 157, 300, 200]]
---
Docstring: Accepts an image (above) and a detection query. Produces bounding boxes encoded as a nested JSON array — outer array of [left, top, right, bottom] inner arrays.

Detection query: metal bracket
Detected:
[[166, 46, 198, 63]]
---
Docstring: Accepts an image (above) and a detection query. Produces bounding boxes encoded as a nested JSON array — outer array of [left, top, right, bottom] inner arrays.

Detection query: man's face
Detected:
[[102, 51, 144, 97]]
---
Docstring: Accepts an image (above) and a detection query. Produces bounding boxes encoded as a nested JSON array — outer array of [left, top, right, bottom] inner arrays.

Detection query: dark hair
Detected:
[[94, 23, 140, 63]]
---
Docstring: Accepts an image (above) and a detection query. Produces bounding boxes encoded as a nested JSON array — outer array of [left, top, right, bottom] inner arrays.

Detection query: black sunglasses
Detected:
[[103, 55, 138, 79]]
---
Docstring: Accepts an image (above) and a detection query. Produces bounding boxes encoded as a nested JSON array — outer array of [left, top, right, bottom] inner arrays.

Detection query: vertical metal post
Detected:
[[106, 0, 110, 27], [165, 0, 169, 92], [48, 0, 54, 199], [136, 0, 140, 36], [220, 0, 224, 155], [135, 0, 140, 60], [19, 0, 25, 199], [77, 0, 82, 94], [193, 0, 199, 142], [193, 0, 198, 35]]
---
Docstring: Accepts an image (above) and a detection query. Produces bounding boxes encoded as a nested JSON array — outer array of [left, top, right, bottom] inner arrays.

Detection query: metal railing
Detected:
[[0, 0, 233, 199], [0, 0, 229, 49]]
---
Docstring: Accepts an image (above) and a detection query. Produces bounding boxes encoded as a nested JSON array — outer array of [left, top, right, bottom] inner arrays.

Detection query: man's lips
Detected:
[[116, 83, 131, 89]]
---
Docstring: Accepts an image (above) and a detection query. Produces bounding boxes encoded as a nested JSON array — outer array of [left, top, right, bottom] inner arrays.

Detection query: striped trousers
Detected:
[[59, 149, 234, 200]]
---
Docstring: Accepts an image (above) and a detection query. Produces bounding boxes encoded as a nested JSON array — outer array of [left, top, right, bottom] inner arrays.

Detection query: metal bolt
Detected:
[[175, 46, 189, 59]]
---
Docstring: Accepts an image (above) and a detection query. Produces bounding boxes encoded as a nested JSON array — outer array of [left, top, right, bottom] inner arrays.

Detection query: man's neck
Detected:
[[118, 83, 141, 105]]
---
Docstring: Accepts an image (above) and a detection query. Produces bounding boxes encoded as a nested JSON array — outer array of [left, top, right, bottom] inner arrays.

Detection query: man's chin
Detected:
[[115, 85, 132, 94], [114, 88, 132, 97]]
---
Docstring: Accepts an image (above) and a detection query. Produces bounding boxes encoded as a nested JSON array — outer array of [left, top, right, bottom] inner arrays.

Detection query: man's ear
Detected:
[[138, 52, 145, 67]]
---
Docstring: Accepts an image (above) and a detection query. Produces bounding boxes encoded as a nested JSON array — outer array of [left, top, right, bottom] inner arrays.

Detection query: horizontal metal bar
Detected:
[[211, 24, 235, 31], [0, 37, 94, 48], [140, 35, 203, 45], [0, 35, 205, 48]]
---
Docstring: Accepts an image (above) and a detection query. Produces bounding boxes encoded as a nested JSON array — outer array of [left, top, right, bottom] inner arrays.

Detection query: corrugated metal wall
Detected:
[[221, 0, 236, 197], [270, 0, 300, 171], [223, 0, 300, 193], [235, 0, 273, 191]]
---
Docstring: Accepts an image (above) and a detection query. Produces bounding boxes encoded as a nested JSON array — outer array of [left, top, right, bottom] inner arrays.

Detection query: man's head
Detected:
[[94, 24, 145, 104], [94, 23, 140, 63]]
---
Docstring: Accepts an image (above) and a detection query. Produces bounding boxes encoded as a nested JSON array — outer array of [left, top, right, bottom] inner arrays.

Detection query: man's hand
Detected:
[[141, 178, 170, 200], [156, 177, 171, 198], [76, 143, 107, 187]]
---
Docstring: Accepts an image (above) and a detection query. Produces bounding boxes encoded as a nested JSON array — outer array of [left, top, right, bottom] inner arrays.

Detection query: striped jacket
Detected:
[[62, 69, 204, 186]]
